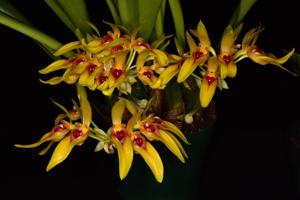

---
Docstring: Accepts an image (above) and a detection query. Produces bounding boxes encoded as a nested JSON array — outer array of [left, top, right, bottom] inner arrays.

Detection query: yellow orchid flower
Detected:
[[138, 115, 189, 163], [234, 26, 295, 75], [15, 85, 92, 171], [199, 56, 219, 108], [177, 20, 214, 83], [132, 134, 164, 183], [109, 99, 134, 180], [39, 54, 91, 85], [14, 120, 72, 152], [218, 24, 242, 79], [46, 123, 89, 171], [157, 54, 184, 87]]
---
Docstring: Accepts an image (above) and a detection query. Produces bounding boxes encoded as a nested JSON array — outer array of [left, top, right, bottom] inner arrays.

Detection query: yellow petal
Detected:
[[121, 98, 138, 115], [39, 77, 64, 85], [136, 51, 150, 69], [53, 41, 82, 57], [219, 62, 228, 80], [76, 85, 92, 126], [159, 64, 179, 86], [152, 49, 169, 66], [127, 115, 140, 131], [199, 77, 217, 108], [165, 131, 188, 158], [102, 87, 115, 96], [38, 142, 54, 155], [78, 71, 89, 86], [162, 120, 189, 144], [112, 137, 133, 180], [207, 56, 219, 72], [46, 136, 74, 171], [134, 142, 164, 183], [228, 62, 237, 78], [14, 132, 52, 148], [275, 48, 295, 64], [159, 129, 185, 163], [112, 99, 125, 125], [196, 20, 211, 48], [220, 25, 234, 54], [233, 23, 243, 40], [38, 60, 67, 74], [177, 57, 196, 83], [186, 31, 197, 52]]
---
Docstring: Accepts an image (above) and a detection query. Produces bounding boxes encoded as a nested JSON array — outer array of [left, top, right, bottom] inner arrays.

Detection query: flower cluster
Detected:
[[15, 20, 294, 182]]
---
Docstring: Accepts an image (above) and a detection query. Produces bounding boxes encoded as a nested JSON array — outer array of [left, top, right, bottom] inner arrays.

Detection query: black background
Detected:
[[1, 0, 300, 199]]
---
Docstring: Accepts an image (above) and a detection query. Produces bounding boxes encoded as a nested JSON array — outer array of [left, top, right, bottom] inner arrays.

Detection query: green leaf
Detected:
[[105, 0, 120, 24], [117, 0, 138, 31], [45, 0, 92, 35], [0, 0, 29, 24], [167, 0, 185, 49], [138, 0, 162, 41], [0, 12, 62, 51], [229, 0, 257, 27], [0, 0, 57, 57]]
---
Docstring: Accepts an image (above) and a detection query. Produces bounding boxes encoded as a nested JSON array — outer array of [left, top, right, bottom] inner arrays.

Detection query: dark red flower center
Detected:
[[113, 130, 126, 141], [193, 51, 203, 60], [87, 64, 97, 75], [134, 136, 145, 147], [143, 123, 156, 132], [71, 129, 82, 139], [98, 75, 108, 84], [111, 45, 123, 53], [111, 68, 123, 79], [142, 71, 153, 79], [70, 57, 86, 66], [178, 59, 185, 69], [101, 35, 113, 44], [222, 55, 232, 64], [53, 124, 65, 132], [138, 42, 150, 49], [205, 75, 216, 85]]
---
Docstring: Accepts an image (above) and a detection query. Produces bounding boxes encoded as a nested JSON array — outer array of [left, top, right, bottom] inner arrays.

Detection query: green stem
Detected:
[[0, 12, 62, 51], [105, 0, 120, 24], [168, 0, 185, 48]]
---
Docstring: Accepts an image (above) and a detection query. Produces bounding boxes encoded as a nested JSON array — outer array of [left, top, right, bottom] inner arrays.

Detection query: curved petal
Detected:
[[112, 99, 125, 125], [196, 20, 211, 48], [199, 77, 217, 108], [38, 60, 67, 74], [53, 41, 82, 57], [134, 142, 164, 183], [152, 49, 169, 66], [161, 120, 189, 144], [228, 62, 237, 78], [14, 132, 52, 148], [221, 25, 234, 54], [186, 31, 197, 52], [177, 57, 196, 83], [159, 64, 179, 86], [112, 137, 133, 180], [159, 129, 185, 163], [76, 85, 92, 126], [39, 77, 64, 85], [46, 136, 74, 171]]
